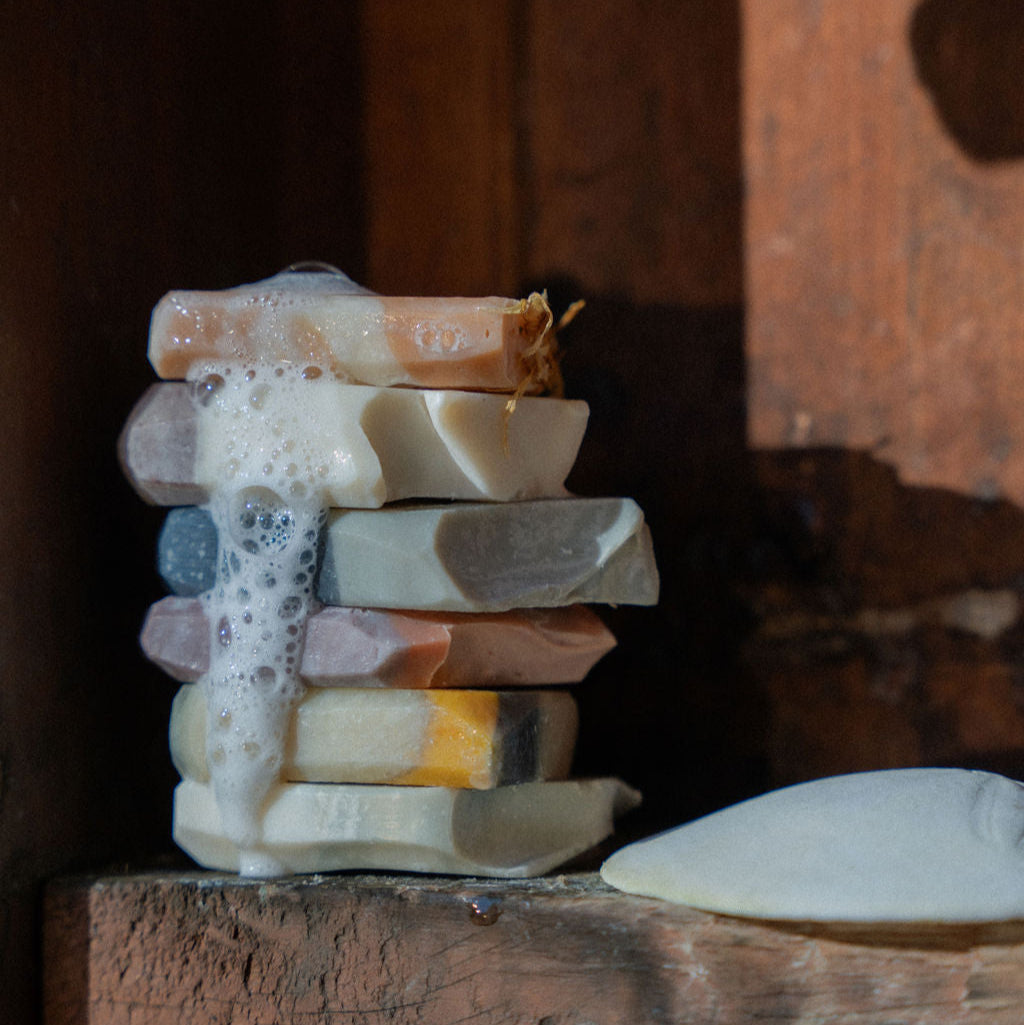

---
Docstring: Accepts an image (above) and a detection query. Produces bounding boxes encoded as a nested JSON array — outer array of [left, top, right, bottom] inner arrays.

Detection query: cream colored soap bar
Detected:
[[171, 684, 578, 789], [149, 269, 558, 393], [174, 776, 640, 877], [319, 498, 660, 611], [141, 596, 616, 687], [120, 380, 587, 507]]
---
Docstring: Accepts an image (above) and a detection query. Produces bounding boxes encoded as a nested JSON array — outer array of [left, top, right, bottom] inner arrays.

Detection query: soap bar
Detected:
[[174, 776, 640, 877], [148, 269, 559, 393], [120, 380, 587, 507], [318, 499, 660, 611], [600, 769, 1024, 922], [157, 499, 660, 611], [170, 684, 578, 789], [141, 597, 616, 687], [156, 507, 219, 597]]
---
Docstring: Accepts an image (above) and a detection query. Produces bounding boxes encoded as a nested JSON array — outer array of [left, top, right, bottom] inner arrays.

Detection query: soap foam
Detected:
[[188, 361, 330, 875]]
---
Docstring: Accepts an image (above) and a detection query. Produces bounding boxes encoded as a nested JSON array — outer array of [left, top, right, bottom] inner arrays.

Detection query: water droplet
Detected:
[[278, 596, 302, 620], [217, 708, 232, 729], [249, 384, 270, 409], [242, 740, 261, 758], [301, 366, 322, 380], [467, 896, 502, 926]]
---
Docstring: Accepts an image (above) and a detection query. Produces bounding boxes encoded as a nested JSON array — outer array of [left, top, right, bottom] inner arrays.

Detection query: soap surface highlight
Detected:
[[600, 768, 1024, 922]]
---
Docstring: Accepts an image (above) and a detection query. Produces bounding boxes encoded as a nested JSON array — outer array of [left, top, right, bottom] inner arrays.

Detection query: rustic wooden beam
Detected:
[[44, 871, 1024, 1024]]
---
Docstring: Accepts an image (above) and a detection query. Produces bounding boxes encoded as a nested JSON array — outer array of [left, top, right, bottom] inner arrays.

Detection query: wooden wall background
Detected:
[[4, 1, 1024, 1020]]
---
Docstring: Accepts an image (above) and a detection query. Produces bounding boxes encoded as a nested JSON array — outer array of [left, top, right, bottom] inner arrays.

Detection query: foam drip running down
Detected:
[[189, 361, 330, 877]]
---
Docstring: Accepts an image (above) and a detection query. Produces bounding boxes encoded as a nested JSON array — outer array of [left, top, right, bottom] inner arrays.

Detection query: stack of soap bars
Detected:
[[119, 266, 659, 878]]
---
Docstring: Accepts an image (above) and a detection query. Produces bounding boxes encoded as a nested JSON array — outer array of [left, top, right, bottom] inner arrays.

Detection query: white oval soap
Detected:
[[600, 768, 1024, 921]]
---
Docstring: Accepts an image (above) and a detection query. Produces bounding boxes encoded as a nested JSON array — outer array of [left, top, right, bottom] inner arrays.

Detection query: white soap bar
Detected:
[[175, 777, 641, 878], [121, 379, 588, 506], [600, 768, 1024, 922]]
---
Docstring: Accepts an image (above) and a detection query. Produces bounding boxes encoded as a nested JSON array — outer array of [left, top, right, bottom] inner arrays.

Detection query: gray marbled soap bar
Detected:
[[157, 498, 659, 612]]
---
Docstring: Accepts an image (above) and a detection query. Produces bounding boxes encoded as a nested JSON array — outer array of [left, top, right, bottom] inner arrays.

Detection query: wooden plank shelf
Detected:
[[44, 870, 1024, 1024]]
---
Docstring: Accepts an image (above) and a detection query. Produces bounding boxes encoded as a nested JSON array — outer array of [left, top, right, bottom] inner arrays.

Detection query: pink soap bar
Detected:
[[148, 270, 558, 393], [140, 598, 616, 688]]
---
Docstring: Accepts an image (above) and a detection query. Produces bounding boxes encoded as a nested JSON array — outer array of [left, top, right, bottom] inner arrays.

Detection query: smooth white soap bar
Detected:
[[600, 769, 1024, 922], [175, 777, 641, 877]]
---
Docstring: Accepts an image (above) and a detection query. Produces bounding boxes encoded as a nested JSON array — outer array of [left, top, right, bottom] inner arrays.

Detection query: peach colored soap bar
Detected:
[[119, 381, 587, 507], [174, 776, 640, 877], [141, 597, 615, 688], [149, 269, 557, 392], [170, 684, 578, 789]]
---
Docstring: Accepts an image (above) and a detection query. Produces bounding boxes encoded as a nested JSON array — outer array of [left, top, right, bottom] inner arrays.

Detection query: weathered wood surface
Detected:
[[744, 0, 1024, 504], [44, 871, 1024, 1025]]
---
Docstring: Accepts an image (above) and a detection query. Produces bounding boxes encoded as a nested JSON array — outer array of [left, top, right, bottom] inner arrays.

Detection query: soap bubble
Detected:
[[191, 373, 225, 407], [228, 487, 294, 554]]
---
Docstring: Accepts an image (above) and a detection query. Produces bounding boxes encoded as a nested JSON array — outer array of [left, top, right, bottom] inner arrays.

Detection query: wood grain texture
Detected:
[[362, 0, 742, 305], [744, 0, 1024, 503], [362, 0, 520, 296], [45, 871, 1024, 1025]]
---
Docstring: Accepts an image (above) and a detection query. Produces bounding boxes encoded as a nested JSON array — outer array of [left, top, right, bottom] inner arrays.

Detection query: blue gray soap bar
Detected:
[[158, 506, 219, 596]]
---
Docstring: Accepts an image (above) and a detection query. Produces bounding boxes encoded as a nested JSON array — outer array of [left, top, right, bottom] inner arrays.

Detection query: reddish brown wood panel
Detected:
[[362, 1, 520, 296], [744, 0, 1024, 503], [523, 0, 742, 305], [44, 872, 1024, 1025], [363, 0, 742, 305]]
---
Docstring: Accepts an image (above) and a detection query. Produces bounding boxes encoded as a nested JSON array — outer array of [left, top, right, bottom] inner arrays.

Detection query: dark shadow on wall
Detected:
[[911, 0, 1024, 161], [534, 282, 765, 839]]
